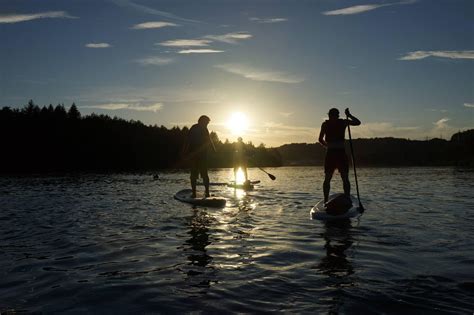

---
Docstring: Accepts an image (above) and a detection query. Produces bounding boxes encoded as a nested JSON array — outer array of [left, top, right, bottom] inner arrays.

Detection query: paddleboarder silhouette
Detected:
[[185, 115, 216, 198], [233, 137, 250, 186], [318, 108, 361, 205]]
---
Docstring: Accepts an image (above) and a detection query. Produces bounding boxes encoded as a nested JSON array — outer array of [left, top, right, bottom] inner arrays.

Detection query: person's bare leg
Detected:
[[323, 172, 332, 204], [202, 170, 210, 197], [341, 172, 350, 197], [191, 176, 197, 198]]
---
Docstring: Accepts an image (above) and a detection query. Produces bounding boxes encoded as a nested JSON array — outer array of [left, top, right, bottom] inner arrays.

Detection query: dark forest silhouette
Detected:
[[278, 132, 474, 167], [0, 101, 281, 173], [0, 100, 472, 173]]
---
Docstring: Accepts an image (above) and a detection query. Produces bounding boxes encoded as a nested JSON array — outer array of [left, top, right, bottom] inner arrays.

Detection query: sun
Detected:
[[226, 112, 249, 135]]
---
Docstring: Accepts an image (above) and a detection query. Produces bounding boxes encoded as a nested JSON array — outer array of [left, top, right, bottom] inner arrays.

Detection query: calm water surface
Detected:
[[1, 167, 473, 313]]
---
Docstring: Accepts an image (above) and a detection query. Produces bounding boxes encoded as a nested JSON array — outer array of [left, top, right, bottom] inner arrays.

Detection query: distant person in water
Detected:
[[318, 108, 361, 204], [186, 115, 216, 198], [233, 137, 249, 185]]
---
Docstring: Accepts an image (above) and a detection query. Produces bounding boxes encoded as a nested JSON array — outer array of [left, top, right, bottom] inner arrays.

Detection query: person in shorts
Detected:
[[186, 115, 216, 198], [318, 108, 361, 204]]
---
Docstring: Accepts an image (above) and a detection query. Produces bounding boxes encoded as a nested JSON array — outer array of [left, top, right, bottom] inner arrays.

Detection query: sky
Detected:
[[1, 0, 473, 146]]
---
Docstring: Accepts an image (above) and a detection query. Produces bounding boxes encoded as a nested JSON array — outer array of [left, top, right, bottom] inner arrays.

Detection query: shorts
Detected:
[[190, 156, 208, 180], [324, 149, 349, 175]]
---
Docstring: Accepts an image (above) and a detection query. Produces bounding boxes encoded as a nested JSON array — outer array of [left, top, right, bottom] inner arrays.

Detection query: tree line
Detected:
[[1, 101, 472, 173], [0, 101, 281, 173], [278, 131, 474, 167]]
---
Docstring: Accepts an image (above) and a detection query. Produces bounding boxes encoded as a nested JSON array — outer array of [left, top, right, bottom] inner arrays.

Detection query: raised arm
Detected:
[[345, 108, 361, 126], [318, 122, 327, 147]]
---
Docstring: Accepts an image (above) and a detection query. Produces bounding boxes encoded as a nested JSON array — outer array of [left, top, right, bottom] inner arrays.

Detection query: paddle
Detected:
[[346, 110, 365, 213], [246, 156, 276, 180], [257, 166, 276, 180]]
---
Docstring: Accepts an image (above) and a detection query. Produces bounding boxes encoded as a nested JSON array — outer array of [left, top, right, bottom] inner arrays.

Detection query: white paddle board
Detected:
[[310, 193, 361, 221]]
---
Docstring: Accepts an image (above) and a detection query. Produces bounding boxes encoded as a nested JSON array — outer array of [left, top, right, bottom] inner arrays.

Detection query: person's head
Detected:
[[237, 137, 243, 142], [328, 108, 339, 120], [198, 115, 210, 126]]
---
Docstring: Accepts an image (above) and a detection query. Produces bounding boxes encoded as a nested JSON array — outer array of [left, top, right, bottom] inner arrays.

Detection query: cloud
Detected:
[[323, 1, 416, 16], [350, 122, 420, 139], [258, 122, 316, 146], [131, 21, 178, 29], [0, 11, 77, 24], [350, 119, 462, 140], [215, 64, 304, 84], [205, 32, 253, 44], [434, 118, 450, 128], [279, 112, 293, 117], [178, 49, 224, 54], [109, 0, 200, 23], [135, 56, 174, 66], [159, 39, 212, 47], [427, 117, 460, 139], [464, 103, 474, 108], [323, 4, 387, 15], [426, 108, 448, 113], [83, 103, 163, 112], [85, 43, 112, 48], [249, 17, 288, 24], [399, 50, 474, 60]]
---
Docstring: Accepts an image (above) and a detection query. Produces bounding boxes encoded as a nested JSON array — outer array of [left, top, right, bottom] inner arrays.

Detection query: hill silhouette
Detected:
[[0, 101, 472, 173]]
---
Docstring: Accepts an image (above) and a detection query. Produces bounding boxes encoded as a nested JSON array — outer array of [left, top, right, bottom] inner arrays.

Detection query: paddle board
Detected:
[[310, 193, 361, 221], [174, 189, 226, 208], [226, 180, 260, 191]]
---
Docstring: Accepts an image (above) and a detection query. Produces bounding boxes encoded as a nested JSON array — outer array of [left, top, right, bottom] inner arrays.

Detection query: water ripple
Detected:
[[0, 167, 473, 313]]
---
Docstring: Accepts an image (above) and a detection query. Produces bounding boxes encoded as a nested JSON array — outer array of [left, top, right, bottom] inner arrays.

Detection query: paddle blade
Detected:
[[358, 202, 365, 213], [268, 173, 276, 180]]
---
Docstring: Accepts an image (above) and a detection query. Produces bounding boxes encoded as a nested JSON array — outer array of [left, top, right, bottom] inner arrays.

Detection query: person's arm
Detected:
[[318, 122, 327, 147], [344, 108, 361, 126], [208, 131, 217, 153]]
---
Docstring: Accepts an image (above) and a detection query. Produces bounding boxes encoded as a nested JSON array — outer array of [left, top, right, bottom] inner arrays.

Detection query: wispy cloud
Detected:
[[159, 39, 212, 47], [0, 11, 77, 24], [428, 117, 458, 138], [109, 0, 200, 23], [399, 50, 474, 60], [434, 118, 450, 128], [464, 103, 474, 108], [323, 1, 416, 16], [215, 64, 304, 84], [205, 32, 252, 44], [135, 56, 174, 66], [250, 17, 288, 24], [85, 43, 112, 48], [83, 103, 163, 112], [178, 49, 224, 54], [131, 21, 178, 29], [279, 112, 294, 117], [258, 122, 316, 146], [350, 122, 420, 139], [324, 4, 387, 15], [426, 108, 448, 113]]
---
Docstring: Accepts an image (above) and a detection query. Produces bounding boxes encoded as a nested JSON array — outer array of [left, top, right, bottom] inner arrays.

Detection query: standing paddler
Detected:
[[318, 108, 361, 205]]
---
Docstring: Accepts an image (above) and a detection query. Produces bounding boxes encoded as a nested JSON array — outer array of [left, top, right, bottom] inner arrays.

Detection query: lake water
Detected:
[[1, 167, 473, 313]]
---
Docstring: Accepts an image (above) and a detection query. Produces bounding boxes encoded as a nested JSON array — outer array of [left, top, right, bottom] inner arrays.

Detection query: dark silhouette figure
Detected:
[[233, 137, 249, 185], [185, 115, 216, 198], [318, 108, 361, 204]]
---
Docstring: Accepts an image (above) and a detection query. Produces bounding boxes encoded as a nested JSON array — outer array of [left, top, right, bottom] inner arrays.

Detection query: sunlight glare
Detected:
[[235, 167, 245, 184]]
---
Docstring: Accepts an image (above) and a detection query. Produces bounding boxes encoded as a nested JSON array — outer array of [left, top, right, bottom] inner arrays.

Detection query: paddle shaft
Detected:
[[346, 116, 364, 211]]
